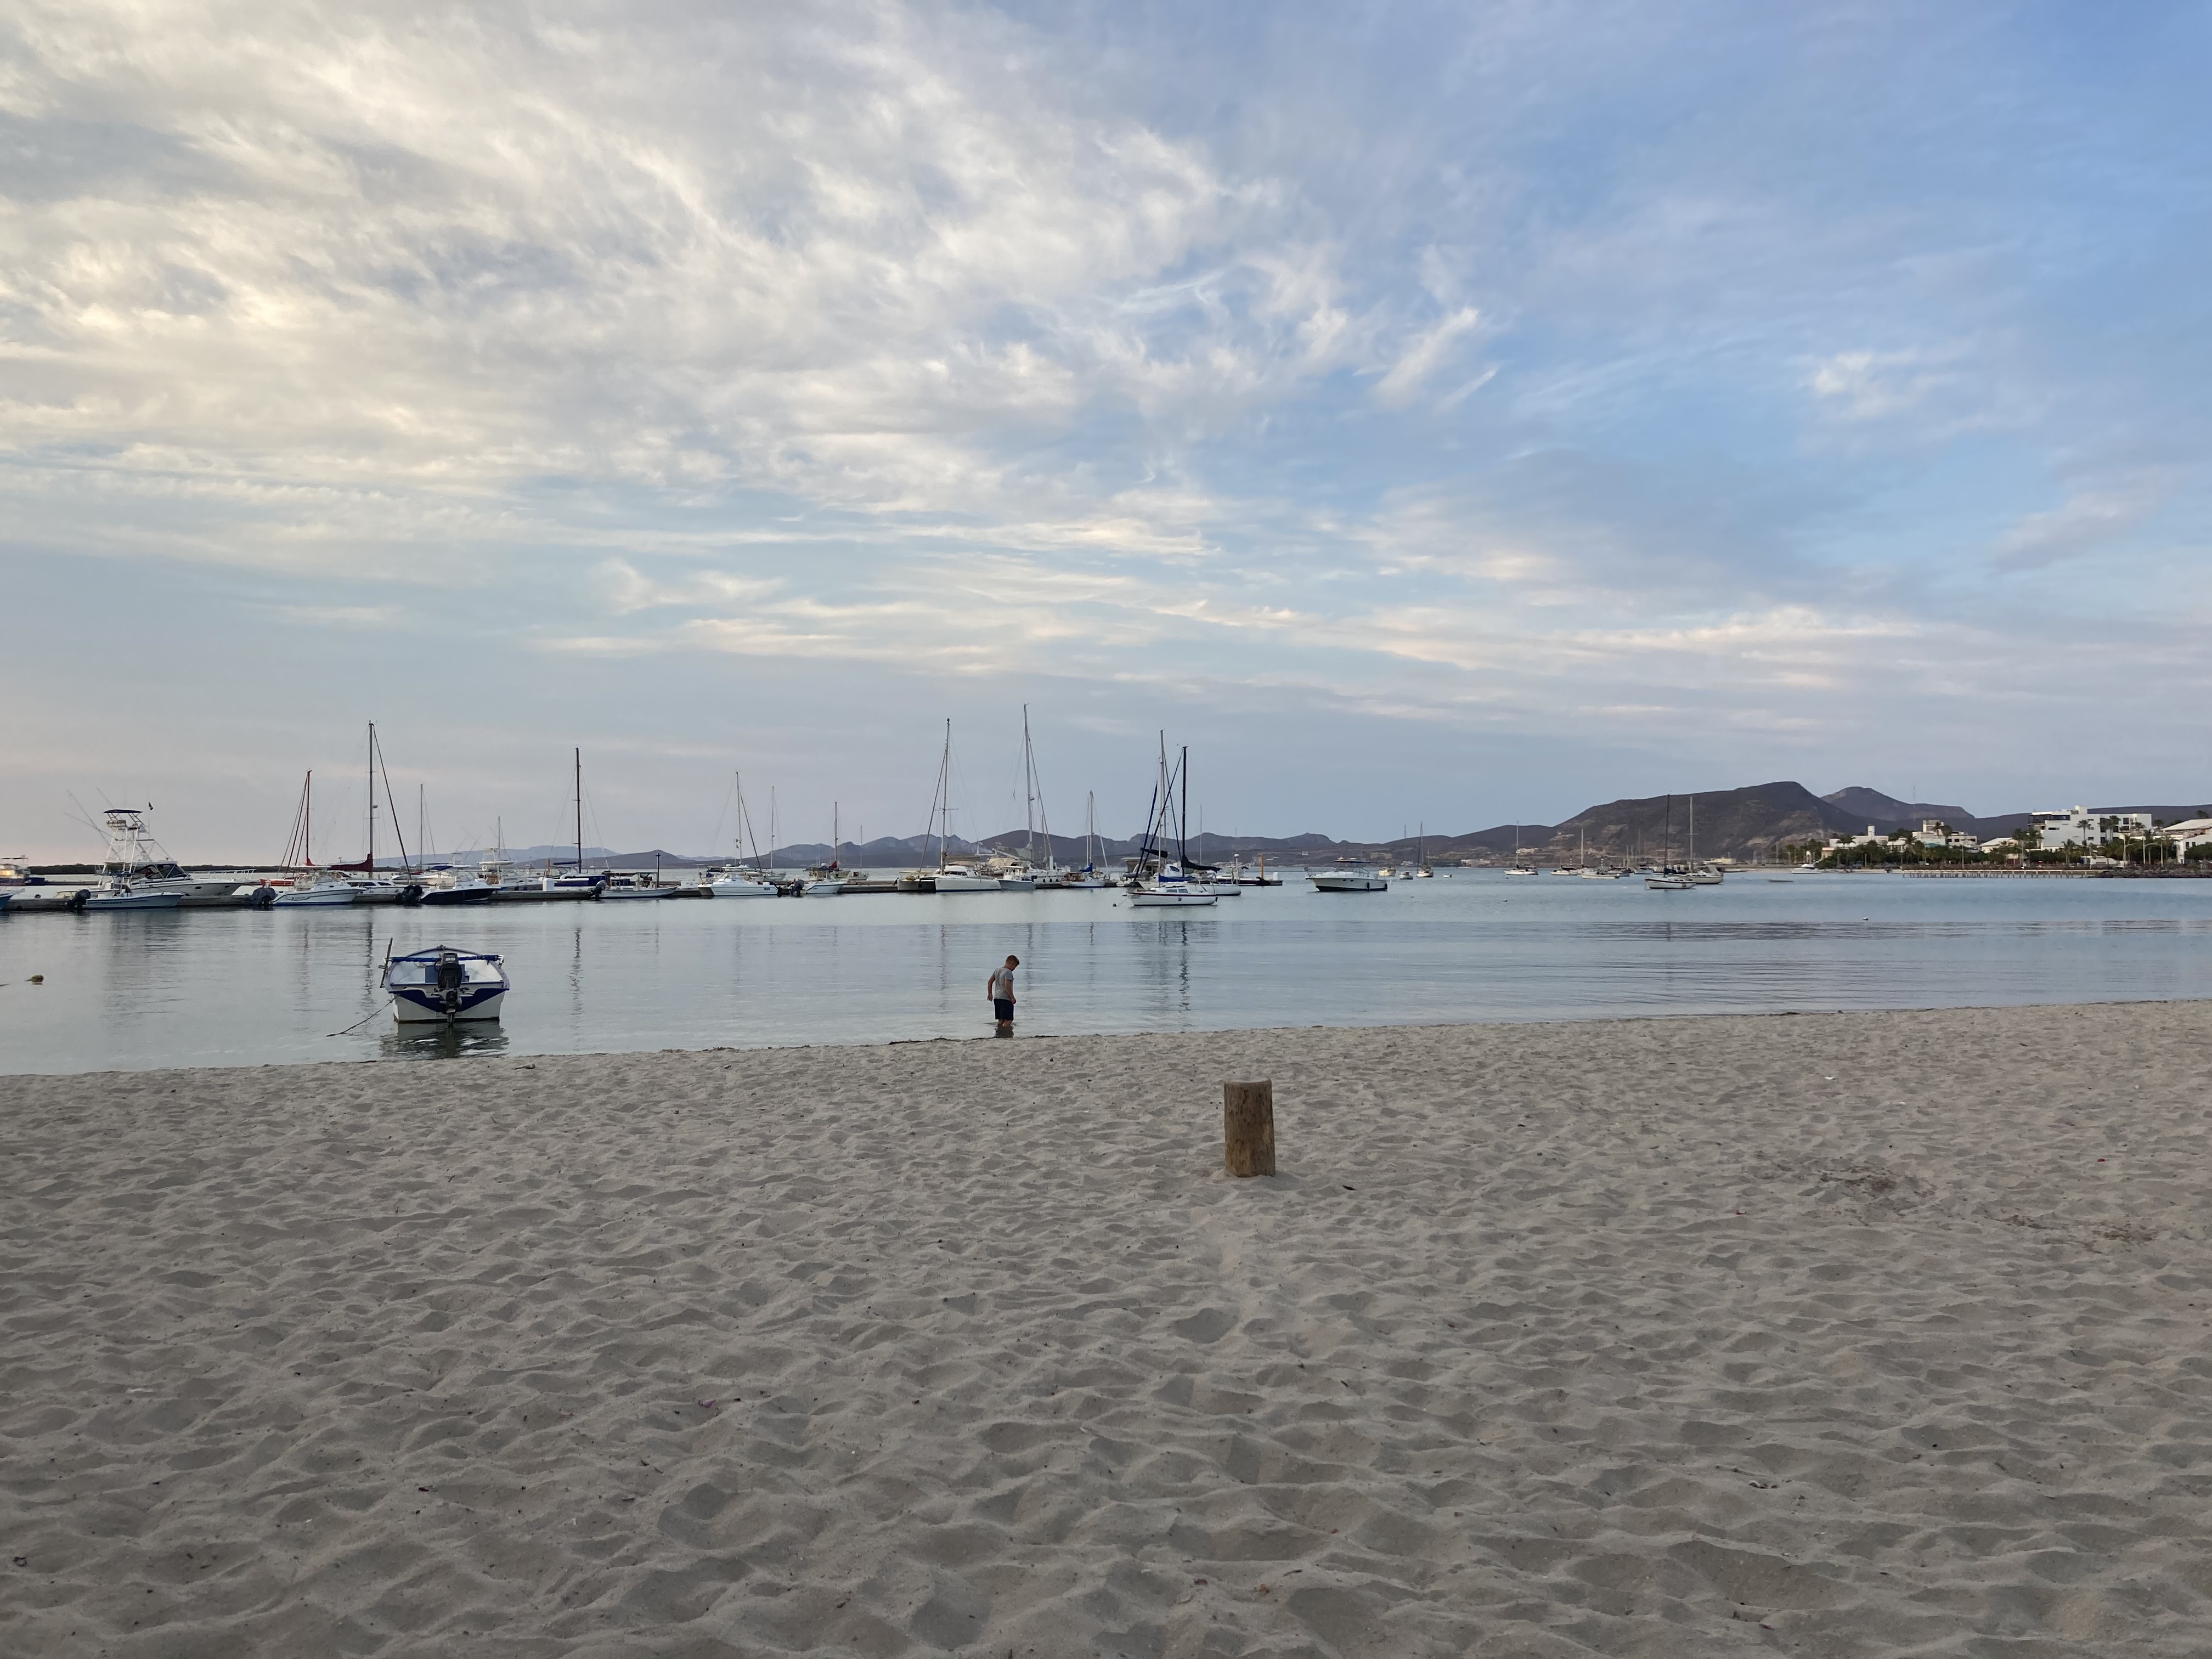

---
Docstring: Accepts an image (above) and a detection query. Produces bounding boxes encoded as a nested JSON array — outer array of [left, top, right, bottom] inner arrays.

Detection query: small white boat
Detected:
[[417, 870, 494, 905], [272, 873, 359, 907], [1506, 864, 1537, 877], [1646, 875, 1694, 890], [382, 945, 508, 1023], [84, 880, 183, 911], [930, 862, 1001, 893], [599, 872, 675, 900], [705, 866, 776, 897], [1310, 871, 1387, 891], [541, 871, 606, 894]]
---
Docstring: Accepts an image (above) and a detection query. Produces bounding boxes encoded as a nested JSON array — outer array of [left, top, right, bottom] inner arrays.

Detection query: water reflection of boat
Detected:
[[382, 945, 509, 1022]]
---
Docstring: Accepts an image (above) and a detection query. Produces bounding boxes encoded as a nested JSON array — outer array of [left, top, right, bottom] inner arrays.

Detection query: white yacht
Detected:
[[1310, 871, 1388, 892], [272, 872, 359, 907], [706, 866, 776, 897], [930, 862, 1001, 893], [417, 868, 494, 905]]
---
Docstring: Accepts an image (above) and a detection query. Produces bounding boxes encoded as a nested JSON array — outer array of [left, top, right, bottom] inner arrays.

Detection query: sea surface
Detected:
[[5, 870, 2211, 1074]]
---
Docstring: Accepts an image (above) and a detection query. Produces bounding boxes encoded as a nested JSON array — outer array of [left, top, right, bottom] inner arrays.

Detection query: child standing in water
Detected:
[[986, 955, 1018, 1033]]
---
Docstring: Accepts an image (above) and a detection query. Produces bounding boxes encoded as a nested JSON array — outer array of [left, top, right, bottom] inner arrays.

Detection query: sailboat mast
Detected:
[[305, 770, 313, 869], [574, 747, 583, 872], [1023, 706, 1035, 865], [942, 716, 960, 871], [366, 722, 376, 873], [1180, 745, 1190, 865]]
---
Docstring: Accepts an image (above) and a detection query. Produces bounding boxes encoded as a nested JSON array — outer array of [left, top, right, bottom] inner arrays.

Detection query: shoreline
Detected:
[[5, 1003, 2209, 1654], [5, 988, 2211, 1080]]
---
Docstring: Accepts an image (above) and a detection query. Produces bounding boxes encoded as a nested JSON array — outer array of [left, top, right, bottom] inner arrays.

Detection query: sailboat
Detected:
[[1128, 737, 1218, 906], [989, 707, 1056, 889], [1647, 794, 1694, 889], [1058, 791, 1114, 888], [911, 721, 998, 892], [706, 771, 776, 896], [804, 804, 845, 894], [1507, 822, 1536, 874], [539, 748, 607, 893], [1685, 794, 1724, 883], [262, 771, 357, 906]]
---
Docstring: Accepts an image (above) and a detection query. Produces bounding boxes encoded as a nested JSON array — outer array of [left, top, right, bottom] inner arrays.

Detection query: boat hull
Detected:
[[1310, 875, 1387, 891], [383, 946, 509, 1022], [707, 881, 776, 897], [272, 888, 358, 907], [391, 988, 506, 1022], [1130, 890, 1217, 907], [932, 875, 1000, 893], [417, 887, 493, 905], [84, 890, 183, 910]]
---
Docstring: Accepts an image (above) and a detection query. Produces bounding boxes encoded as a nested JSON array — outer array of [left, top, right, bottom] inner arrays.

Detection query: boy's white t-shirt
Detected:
[[988, 965, 1015, 999]]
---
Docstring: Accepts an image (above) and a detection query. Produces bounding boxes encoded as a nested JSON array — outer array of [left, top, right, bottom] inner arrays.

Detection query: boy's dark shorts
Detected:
[[994, 999, 1015, 1022]]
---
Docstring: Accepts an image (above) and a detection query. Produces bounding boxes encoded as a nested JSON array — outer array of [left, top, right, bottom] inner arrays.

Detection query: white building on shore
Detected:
[[2029, 806, 2152, 849]]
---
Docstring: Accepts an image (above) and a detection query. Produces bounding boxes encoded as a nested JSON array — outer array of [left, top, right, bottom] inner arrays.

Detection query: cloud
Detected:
[[1992, 473, 2176, 572], [1373, 306, 1482, 406]]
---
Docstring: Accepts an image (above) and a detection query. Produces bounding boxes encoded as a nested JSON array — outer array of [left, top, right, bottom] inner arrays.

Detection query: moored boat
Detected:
[[382, 945, 508, 1022], [1310, 871, 1388, 891], [271, 872, 359, 907]]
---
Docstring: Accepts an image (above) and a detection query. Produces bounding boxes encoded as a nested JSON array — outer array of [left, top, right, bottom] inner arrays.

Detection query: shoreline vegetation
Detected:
[[7, 1003, 2208, 1654]]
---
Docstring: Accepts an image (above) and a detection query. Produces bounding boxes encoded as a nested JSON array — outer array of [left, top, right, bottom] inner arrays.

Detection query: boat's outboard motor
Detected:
[[436, 948, 464, 1014]]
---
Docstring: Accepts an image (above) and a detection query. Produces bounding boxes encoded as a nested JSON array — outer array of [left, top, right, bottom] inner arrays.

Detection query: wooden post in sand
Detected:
[[1223, 1080, 1276, 1177]]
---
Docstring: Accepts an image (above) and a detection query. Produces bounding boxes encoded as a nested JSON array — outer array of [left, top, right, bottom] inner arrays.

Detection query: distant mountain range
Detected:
[[357, 785, 2212, 872]]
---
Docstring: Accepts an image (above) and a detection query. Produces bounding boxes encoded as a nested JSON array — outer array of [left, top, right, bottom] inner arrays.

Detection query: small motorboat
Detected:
[[272, 872, 359, 907], [83, 879, 184, 911], [382, 945, 509, 1023], [929, 862, 1001, 893], [704, 866, 775, 897], [417, 869, 494, 906], [599, 872, 675, 900], [1646, 875, 1694, 890], [1309, 872, 1387, 892]]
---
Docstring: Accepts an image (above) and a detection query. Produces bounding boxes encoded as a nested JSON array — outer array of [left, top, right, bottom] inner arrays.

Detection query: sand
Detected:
[[4, 1002, 2210, 1657]]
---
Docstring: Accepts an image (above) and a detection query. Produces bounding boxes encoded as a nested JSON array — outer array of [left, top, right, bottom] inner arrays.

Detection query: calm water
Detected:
[[4, 871, 2211, 1075]]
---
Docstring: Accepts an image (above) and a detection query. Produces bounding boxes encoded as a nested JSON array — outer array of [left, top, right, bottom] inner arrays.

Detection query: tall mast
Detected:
[[832, 802, 840, 869], [366, 722, 376, 872], [1179, 744, 1190, 865], [574, 747, 583, 872], [305, 770, 313, 868], [935, 720, 952, 869], [1023, 706, 1036, 865]]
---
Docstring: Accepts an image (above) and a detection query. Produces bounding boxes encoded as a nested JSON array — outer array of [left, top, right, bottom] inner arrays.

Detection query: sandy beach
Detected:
[[4, 1001, 2209, 1657]]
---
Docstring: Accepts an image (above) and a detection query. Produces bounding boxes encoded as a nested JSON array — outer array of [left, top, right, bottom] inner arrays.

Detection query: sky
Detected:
[[3, 1, 2209, 861]]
